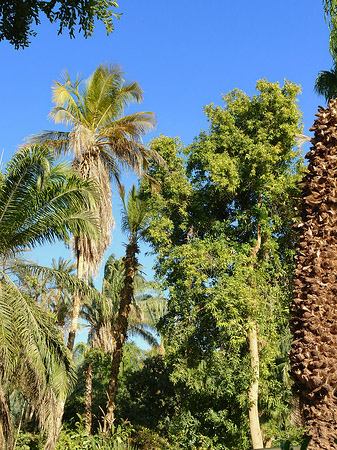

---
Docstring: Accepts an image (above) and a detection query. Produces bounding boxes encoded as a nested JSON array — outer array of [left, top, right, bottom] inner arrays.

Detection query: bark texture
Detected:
[[248, 323, 264, 449], [68, 251, 85, 353], [103, 241, 139, 433], [290, 99, 337, 449], [0, 382, 13, 450], [85, 362, 93, 434], [248, 222, 263, 449]]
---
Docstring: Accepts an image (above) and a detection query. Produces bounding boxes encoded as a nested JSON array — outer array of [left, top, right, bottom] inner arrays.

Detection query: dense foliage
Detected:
[[139, 79, 305, 448], [0, 71, 317, 450], [0, 0, 120, 49]]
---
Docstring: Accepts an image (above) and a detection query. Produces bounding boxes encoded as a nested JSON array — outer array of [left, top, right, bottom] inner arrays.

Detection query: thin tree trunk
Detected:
[[0, 381, 14, 450], [248, 220, 263, 449], [248, 321, 264, 449], [50, 250, 86, 449], [103, 241, 139, 433], [67, 250, 85, 353], [85, 362, 93, 434], [158, 336, 165, 356]]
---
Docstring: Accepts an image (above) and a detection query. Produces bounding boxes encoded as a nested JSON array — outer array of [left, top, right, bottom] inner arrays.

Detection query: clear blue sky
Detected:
[[0, 1, 332, 340]]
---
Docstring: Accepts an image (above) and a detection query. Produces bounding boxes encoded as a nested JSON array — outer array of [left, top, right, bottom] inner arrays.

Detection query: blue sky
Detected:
[[0, 0, 333, 341]]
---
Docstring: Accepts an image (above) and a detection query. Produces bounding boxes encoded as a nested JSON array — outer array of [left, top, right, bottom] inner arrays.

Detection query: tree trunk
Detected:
[[67, 250, 85, 353], [50, 251, 86, 449], [0, 381, 13, 450], [290, 99, 337, 449], [85, 362, 93, 434], [247, 221, 263, 449], [158, 336, 165, 356], [265, 437, 273, 448], [248, 321, 264, 449], [103, 240, 139, 433]]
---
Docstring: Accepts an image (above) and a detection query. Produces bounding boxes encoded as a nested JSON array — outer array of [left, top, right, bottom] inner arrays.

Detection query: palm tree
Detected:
[[0, 145, 99, 449], [314, 62, 337, 102], [81, 254, 157, 433], [29, 63, 163, 352], [290, 99, 337, 449], [103, 185, 149, 432]]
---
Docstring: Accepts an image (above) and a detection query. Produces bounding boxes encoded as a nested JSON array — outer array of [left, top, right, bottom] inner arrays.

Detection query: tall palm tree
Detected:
[[30, 63, 163, 352], [0, 145, 99, 449], [314, 62, 337, 102], [81, 254, 157, 433], [103, 185, 149, 432]]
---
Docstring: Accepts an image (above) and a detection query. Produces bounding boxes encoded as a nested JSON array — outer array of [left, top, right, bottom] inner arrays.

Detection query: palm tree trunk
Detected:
[[290, 100, 337, 449], [103, 240, 139, 433], [67, 250, 85, 353], [0, 380, 13, 450], [85, 362, 93, 434], [248, 222, 263, 449]]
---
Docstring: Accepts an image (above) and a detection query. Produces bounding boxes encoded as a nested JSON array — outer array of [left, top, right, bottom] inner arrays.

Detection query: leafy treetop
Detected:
[[0, 0, 120, 49], [323, 0, 337, 60]]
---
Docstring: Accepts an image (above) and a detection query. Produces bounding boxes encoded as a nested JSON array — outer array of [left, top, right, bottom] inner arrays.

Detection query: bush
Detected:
[[132, 426, 170, 449]]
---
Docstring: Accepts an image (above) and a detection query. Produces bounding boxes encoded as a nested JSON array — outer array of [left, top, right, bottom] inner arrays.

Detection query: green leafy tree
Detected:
[[141, 80, 304, 449], [0, 0, 121, 49], [30, 63, 162, 353], [323, 0, 337, 61], [0, 145, 99, 449]]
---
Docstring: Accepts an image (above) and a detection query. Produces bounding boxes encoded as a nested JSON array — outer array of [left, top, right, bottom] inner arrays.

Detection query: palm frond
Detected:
[[314, 64, 337, 102]]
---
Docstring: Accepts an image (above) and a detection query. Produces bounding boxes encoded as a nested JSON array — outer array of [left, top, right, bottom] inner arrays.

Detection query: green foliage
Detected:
[[56, 416, 136, 449], [280, 436, 311, 450], [132, 426, 169, 450], [323, 0, 337, 60], [0, 0, 121, 49], [314, 62, 337, 101], [140, 80, 305, 448], [15, 423, 141, 450], [64, 343, 145, 432], [0, 144, 101, 445]]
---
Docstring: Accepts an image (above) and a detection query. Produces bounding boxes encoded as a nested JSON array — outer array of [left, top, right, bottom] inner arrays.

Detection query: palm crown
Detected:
[[31, 63, 161, 277]]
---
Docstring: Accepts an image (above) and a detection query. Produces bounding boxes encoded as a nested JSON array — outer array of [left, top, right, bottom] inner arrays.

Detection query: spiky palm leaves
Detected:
[[31, 63, 159, 278], [0, 145, 98, 449], [30, 63, 161, 351], [314, 63, 337, 103], [290, 99, 337, 449]]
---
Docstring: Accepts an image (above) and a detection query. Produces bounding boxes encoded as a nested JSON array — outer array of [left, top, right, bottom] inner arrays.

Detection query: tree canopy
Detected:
[[0, 0, 120, 49]]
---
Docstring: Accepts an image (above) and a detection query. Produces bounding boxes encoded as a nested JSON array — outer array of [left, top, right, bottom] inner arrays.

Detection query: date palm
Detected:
[[103, 185, 149, 432], [0, 145, 98, 449], [30, 63, 162, 352], [81, 254, 157, 434]]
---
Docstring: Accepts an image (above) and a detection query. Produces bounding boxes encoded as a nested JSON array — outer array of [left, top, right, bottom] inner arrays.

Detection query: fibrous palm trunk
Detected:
[[103, 240, 139, 433], [290, 99, 337, 449], [0, 381, 13, 450], [67, 250, 86, 352], [85, 362, 93, 434]]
